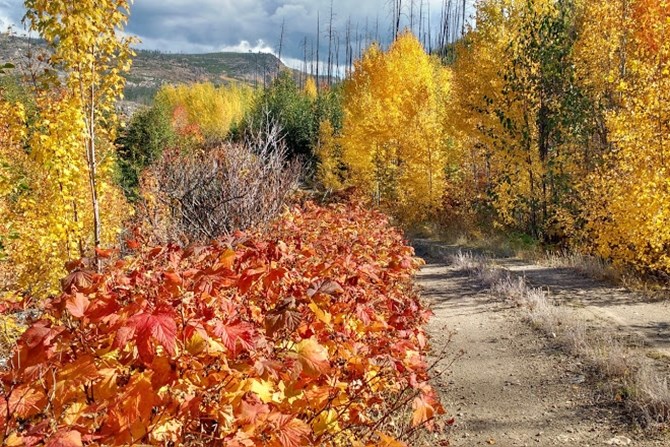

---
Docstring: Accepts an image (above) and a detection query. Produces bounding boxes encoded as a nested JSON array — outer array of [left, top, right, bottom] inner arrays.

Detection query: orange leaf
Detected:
[[375, 431, 407, 447], [66, 293, 90, 318], [212, 320, 255, 354], [163, 272, 182, 286], [61, 269, 94, 294], [8, 385, 46, 419], [296, 338, 330, 377], [265, 306, 302, 338], [218, 248, 237, 269], [270, 413, 310, 447], [126, 239, 141, 250], [126, 311, 177, 360], [95, 248, 114, 259], [307, 280, 344, 298], [46, 430, 82, 447], [411, 395, 435, 427]]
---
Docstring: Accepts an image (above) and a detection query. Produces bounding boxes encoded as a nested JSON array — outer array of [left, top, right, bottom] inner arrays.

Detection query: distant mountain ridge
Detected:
[[0, 33, 296, 104]]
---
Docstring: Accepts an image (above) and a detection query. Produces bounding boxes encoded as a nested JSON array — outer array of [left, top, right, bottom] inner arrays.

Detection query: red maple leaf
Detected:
[[120, 310, 177, 361], [211, 320, 255, 354], [237, 397, 270, 425], [66, 293, 90, 318], [46, 430, 83, 447], [270, 413, 310, 447]]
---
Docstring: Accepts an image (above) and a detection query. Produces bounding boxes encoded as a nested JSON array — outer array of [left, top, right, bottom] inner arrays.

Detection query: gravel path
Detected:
[[414, 241, 669, 447]]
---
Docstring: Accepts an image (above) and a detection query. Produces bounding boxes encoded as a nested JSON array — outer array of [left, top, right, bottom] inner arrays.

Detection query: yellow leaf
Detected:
[[312, 408, 340, 436], [247, 378, 275, 404], [308, 300, 332, 325]]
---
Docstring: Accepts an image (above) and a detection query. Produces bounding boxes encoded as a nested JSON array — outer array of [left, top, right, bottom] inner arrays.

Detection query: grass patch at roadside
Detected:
[[448, 250, 670, 430]]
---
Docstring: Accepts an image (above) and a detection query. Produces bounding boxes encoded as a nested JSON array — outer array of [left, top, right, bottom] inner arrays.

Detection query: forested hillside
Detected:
[[0, 33, 292, 105]]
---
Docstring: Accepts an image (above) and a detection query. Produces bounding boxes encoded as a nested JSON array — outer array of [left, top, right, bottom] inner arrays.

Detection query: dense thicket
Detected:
[[315, 0, 670, 275], [0, 0, 133, 296], [242, 71, 344, 166], [318, 33, 453, 225], [441, 0, 670, 273], [1, 201, 441, 446]]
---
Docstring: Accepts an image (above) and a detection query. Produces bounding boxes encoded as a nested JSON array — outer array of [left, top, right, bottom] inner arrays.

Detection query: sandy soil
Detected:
[[413, 241, 669, 447]]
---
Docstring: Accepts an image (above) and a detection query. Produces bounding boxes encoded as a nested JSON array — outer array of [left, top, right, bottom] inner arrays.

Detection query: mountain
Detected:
[[126, 50, 287, 103], [0, 33, 296, 105]]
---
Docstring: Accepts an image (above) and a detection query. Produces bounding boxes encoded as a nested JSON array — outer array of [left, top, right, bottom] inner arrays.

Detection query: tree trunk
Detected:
[[87, 78, 101, 271]]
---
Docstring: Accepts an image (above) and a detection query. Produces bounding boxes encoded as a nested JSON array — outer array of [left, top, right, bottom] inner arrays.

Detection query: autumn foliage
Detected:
[[319, 32, 452, 225], [0, 201, 443, 446], [439, 0, 670, 275]]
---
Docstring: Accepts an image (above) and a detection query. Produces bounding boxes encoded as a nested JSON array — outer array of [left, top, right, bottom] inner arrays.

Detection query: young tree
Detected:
[[327, 32, 452, 223], [24, 0, 135, 271], [575, 0, 670, 272]]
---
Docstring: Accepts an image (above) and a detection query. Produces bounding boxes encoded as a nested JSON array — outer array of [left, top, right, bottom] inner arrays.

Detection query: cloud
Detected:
[[220, 39, 276, 54], [0, 0, 475, 63]]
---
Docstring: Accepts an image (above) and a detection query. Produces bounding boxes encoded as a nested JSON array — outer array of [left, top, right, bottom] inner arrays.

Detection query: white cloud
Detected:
[[0, 14, 10, 31], [220, 39, 276, 54], [0, 0, 476, 64]]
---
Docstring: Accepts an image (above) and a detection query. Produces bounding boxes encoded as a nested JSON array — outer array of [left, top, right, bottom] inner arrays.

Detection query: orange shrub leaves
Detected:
[[0, 201, 443, 446]]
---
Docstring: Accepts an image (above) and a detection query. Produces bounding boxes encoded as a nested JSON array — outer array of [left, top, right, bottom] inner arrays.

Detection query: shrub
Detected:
[[139, 119, 301, 243], [243, 72, 344, 165], [116, 103, 175, 200], [244, 71, 315, 160], [0, 201, 443, 446]]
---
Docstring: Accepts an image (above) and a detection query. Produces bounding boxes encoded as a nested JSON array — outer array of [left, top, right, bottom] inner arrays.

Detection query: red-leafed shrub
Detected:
[[0, 201, 443, 446]]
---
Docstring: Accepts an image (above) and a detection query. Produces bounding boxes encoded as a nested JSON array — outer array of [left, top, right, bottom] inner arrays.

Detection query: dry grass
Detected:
[[542, 251, 620, 283], [635, 367, 670, 425], [449, 250, 486, 274], [451, 257, 670, 428]]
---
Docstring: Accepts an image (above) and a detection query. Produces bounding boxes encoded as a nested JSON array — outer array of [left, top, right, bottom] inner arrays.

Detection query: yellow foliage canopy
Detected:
[[156, 82, 255, 141], [323, 32, 453, 224], [576, 0, 670, 272], [0, 0, 133, 296]]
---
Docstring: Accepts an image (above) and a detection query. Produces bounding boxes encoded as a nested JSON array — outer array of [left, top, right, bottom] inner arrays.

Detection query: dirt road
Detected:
[[413, 240, 669, 447]]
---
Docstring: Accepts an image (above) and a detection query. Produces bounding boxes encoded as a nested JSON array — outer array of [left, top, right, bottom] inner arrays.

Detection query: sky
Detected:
[[0, 0, 473, 69]]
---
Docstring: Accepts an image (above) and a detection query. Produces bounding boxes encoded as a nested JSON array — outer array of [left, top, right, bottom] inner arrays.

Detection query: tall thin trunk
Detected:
[[356, 22, 361, 60], [277, 19, 285, 72], [316, 11, 320, 92], [345, 17, 352, 77], [85, 61, 101, 271], [395, 0, 403, 40], [335, 34, 340, 81], [327, 0, 334, 85], [462, 0, 467, 36], [302, 36, 308, 87], [309, 39, 318, 82], [427, 0, 432, 52], [419, 0, 424, 47]]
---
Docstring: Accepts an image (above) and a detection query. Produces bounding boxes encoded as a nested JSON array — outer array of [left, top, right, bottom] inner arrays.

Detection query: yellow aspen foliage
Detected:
[[155, 82, 254, 141], [446, 1, 513, 221], [576, 0, 670, 272], [0, 99, 28, 292], [304, 77, 318, 100], [316, 119, 345, 190], [0, 0, 134, 296], [329, 32, 452, 224], [448, 0, 587, 239]]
